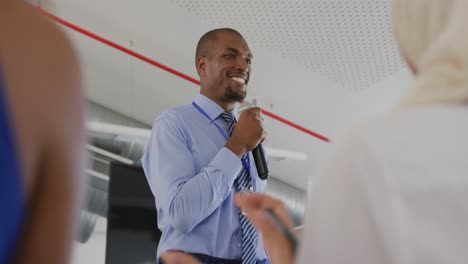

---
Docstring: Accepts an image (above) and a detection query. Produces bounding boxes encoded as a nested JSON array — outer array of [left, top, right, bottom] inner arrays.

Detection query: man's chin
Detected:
[[225, 88, 247, 102], [232, 93, 247, 102]]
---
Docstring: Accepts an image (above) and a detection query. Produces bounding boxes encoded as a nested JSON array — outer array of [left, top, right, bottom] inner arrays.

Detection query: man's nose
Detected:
[[235, 57, 249, 72]]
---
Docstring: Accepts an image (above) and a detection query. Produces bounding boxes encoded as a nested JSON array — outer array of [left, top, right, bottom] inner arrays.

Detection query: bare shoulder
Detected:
[[0, 7, 86, 263], [3, 2, 83, 121], [0, 2, 84, 193], [17, 3, 81, 96], [0, 1, 80, 100]]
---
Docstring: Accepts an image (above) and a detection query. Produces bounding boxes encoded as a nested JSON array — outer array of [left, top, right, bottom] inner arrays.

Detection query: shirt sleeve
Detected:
[[296, 130, 397, 264], [141, 114, 243, 233]]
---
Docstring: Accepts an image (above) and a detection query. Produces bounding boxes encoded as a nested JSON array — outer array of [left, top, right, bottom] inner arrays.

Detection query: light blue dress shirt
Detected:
[[141, 94, 269, 263]]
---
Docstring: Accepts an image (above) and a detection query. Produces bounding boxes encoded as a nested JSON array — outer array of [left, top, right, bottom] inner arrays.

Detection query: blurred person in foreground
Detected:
[[0, 0, 85, 263], [162, 0, 468, 263]]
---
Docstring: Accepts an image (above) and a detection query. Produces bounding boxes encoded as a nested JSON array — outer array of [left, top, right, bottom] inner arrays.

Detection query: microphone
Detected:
[[238, 102, 269, 180]]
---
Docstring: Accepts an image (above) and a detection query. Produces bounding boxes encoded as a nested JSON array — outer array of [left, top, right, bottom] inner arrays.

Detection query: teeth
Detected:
[[231, 77, 245, 84]]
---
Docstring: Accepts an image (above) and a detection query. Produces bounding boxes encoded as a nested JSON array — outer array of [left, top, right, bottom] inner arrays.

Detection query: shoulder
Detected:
[[151, 104, 198, 139], [329, 111, 414, 155], [317, 110, 434, 190], [0, 2, 83, 148], [0, 2, 85, 199], [5, 4, 79, 66], [316, 115, 396, 185], [2, 3, 81, 108], [155, 104, 197, 127], [333, 107, 452, 158]]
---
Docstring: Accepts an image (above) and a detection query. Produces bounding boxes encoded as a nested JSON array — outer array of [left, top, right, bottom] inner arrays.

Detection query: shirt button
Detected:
[[238, 243, 241, 248], [249, 186, 253, 191]]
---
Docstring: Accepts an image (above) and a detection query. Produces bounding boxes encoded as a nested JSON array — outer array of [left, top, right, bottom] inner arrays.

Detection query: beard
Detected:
[[223, 85, 247, 102]]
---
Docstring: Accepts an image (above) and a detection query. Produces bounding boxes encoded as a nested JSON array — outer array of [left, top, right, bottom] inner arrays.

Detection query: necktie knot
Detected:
[[220, 112, 236, 136], [220, 111, 236, 124]]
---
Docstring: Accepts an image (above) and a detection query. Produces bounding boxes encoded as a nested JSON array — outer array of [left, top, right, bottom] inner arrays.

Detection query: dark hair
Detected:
[[195, 28, 244, 74]]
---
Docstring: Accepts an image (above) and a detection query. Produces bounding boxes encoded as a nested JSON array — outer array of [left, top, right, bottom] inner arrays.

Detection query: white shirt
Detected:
[[297, 106, 468, 264]]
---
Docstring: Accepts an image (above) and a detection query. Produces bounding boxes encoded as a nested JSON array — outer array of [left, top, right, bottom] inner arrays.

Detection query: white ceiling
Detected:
[[42, 0, 411, 190], [171, 0, 404, 90]]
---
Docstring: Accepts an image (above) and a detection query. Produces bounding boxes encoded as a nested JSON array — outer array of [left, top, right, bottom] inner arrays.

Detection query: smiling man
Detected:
[[142, 28, 269, 264]]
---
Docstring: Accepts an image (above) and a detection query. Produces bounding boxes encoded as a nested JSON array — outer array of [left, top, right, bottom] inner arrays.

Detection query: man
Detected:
[[141, 28, 269, 264], [0, 1, 85, 263], [165, 1, 468, 264]]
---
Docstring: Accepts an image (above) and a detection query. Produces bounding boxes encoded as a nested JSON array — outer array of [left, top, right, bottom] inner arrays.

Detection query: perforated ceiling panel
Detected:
[[171, 0, 404, 90]]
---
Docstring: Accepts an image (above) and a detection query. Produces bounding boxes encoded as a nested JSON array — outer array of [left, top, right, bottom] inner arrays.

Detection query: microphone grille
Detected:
[[238, 101, 254, 114]]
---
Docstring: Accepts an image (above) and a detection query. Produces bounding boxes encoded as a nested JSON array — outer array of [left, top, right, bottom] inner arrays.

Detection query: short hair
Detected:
[[195, 28, 244, 73]]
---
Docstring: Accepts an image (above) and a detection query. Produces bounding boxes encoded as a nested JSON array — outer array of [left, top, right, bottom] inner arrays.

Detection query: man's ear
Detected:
[[196, 56, 207, 76]]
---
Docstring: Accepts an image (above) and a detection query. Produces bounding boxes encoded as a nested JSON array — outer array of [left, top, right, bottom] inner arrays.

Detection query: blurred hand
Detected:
[[234, 193, 295, 264], [225, 107, 266, 157], [160, 251, 201, 264]]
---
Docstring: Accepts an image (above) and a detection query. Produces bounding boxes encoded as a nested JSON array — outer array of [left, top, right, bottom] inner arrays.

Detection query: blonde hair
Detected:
[[393, 0, 468, 107]]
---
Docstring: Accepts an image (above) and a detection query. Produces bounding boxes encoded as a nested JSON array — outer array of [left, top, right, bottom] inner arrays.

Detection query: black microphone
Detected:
[[239, 102, 269, 180]]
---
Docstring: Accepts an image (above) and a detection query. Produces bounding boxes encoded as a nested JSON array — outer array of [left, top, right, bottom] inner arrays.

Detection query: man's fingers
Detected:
[[249, 210, 294, 251], [250, 210, 279, 233], [251, 107, 262, 114], [234, 193, 294, 229], [234, 193, 262, 211], [261, 130, 268, 143]]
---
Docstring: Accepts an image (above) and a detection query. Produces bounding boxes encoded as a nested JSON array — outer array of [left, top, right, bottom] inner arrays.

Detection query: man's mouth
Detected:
[[229, 74, 248, 85]]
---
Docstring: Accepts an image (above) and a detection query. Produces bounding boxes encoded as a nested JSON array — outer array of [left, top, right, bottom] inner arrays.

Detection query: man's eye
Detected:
[[225, 53, 235, 59], [245, 59, 251, 65]]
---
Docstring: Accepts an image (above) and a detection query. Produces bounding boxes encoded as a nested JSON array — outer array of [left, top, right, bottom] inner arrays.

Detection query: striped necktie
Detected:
[[220, 111, 258, 264]]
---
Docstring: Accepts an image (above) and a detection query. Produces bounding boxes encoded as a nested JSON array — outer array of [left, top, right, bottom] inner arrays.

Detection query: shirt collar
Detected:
[[194, 94, 238, 123]]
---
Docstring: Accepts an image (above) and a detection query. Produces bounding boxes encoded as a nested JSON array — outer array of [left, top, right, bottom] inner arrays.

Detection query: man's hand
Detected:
[[225, 107, 266, 157], [234, 193, 296, 264]]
